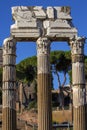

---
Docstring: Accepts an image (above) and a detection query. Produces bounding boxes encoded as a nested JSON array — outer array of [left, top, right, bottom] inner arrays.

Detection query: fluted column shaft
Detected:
[[2, 37, 16, 130], [37, 37, 52, 130], [70, 37, 86, 130], [19, 82, 23, 113]]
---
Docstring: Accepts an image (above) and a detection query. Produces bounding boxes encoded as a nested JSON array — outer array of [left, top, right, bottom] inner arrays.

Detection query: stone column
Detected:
[[36, 37, 52, 130], [2, 37, 16, 130], [70, 37, 86, 130], [19, 82, 23, 113]]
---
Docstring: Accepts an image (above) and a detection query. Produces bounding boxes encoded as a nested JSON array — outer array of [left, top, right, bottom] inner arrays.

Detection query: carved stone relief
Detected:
[[11, 6, 77, 40], [37, 37, 50, 55], [70, 37, 85, 55]]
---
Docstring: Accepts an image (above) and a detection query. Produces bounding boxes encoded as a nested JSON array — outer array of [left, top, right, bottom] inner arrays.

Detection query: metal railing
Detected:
[[53, 123, 73, 130]]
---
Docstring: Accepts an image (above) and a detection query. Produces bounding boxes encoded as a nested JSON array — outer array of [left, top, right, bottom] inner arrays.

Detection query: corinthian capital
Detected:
[[37, 37, 50, 55], [69, 36, 85, 55], [3, 37, 16, 55]]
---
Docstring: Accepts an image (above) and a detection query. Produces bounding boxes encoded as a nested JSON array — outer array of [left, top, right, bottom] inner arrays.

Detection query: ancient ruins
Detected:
[[2, 6, 86, 130]]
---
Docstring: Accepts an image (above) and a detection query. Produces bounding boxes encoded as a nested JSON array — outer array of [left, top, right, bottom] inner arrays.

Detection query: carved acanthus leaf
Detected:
[[70, 37, 85, 55]]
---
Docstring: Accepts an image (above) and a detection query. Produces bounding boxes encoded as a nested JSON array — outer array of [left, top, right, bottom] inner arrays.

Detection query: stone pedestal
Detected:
[[2, 37, 16, 130], [37, 37, 52, 130], [70, 37, 86, 130]]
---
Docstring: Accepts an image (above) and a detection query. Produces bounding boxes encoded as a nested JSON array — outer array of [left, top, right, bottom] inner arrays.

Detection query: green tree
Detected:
[[50, 51, 71, 109], [16, 56, 37, 84], [85, 56, 87, 80]]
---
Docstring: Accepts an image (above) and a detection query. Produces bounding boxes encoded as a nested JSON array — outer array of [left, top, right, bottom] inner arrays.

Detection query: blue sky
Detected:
[[0, 0, 87, 88]]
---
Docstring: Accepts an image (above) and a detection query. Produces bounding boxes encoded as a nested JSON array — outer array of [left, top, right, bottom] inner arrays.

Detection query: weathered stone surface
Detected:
[[38, 74, 52, 130], [33, 6, 46, 19], [72, 62, 85, 84], [2, 37, 16, 130], [12, 6, 36, 22], [69, 36, 86, 130], [46, 28, 77, 39], [12, 6, 72, 22], [73, 106, 86, 130], [72, 55, 84, 63], [70, 36, 85, 55], [37, 37, 52, 130], [37, 37, 50, 74], [0, 47, 3, 67], [73, 87, 85, 108], [47, 19, 71, 28], [70, 36, 86, 107], [11, 28, 41, 41], [2, 108, 16, 130], [11, 6, 77, 41], [47, 7, 54, 19], [54, 6, 72, 19]]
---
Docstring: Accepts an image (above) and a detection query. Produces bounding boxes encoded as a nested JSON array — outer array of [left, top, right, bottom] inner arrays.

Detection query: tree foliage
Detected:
[[16, 56, 37, 84], [50, 51, 72, 109], [50, 51, 71, 87]]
